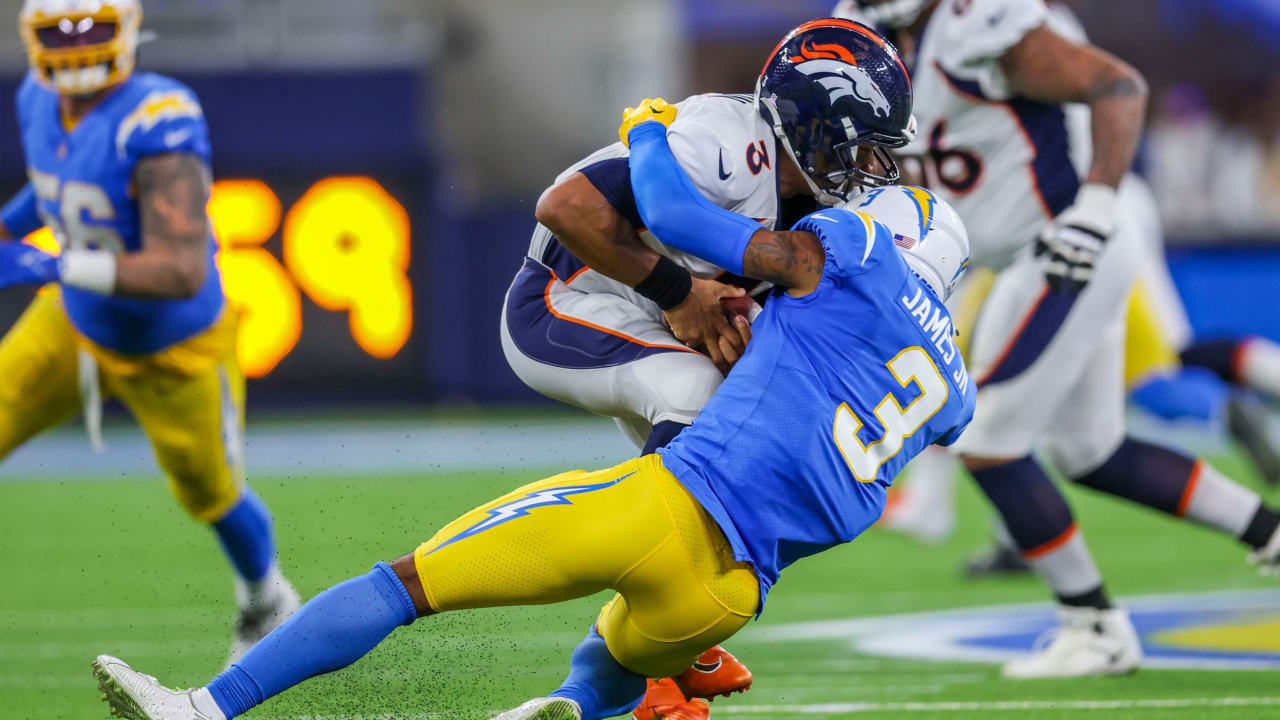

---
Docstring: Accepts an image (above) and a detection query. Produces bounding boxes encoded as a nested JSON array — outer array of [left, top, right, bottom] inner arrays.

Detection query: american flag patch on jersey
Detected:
[[893, 233, 917, 250]]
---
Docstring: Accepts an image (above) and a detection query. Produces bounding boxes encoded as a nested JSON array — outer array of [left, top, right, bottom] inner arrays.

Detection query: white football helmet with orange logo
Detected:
[[18, 0, 143, 96]]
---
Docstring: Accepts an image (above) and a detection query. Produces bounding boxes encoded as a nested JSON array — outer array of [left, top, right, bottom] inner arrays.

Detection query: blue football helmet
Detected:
[[755, 18, 916, 205]]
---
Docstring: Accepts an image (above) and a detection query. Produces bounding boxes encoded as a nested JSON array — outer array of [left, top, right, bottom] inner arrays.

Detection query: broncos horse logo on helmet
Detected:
[[755, 18, 915, 206], [792, 58, 893, 119]]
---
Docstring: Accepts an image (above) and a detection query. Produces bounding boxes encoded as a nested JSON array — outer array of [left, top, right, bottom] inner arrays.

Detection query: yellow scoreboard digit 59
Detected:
[[23, 176, 412, 378]]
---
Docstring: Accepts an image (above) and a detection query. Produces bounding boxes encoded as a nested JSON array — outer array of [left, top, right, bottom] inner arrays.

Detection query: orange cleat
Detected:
[[632, 678, 709, 720], [672, 645, 753, 700]]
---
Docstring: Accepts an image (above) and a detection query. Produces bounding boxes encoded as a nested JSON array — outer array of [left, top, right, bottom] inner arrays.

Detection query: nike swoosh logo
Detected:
[[718, 150, 731, 181], [164, 128, 193, 147], [692, 658, 722, 673]]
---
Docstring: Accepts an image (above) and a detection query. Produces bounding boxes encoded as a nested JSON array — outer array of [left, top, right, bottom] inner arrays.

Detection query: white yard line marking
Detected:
[[716, 697, 1280, 713]]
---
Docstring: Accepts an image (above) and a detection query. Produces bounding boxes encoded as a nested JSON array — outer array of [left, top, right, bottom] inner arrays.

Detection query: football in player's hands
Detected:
[[720, 296, 762, 324]]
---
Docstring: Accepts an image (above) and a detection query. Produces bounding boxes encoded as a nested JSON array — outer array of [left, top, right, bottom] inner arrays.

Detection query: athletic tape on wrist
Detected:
[[59, 249, 117, 295]]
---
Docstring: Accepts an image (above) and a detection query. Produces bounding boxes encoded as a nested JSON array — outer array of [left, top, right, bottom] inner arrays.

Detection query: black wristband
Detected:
[[634, 255, 693, 311]]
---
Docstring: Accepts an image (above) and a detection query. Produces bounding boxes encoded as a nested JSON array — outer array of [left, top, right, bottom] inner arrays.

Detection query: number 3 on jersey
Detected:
[[833, 346, 948, 483]]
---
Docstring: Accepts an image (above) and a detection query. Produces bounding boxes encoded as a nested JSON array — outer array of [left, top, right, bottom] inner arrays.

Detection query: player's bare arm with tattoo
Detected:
[[1000, 26, 1148, 190], [111, 152, 212, 299], [535, 174, 748, 372], [740, 230, 825, 296]]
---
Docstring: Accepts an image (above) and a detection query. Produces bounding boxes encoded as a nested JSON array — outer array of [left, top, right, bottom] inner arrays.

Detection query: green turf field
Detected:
[[4, 449, 1280, 719]]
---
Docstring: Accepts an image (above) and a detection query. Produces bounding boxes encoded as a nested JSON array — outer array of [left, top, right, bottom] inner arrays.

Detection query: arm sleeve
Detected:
[[0, 184, 42, 239], [627, 122, 762, 276], [579, 158, 643, 229]]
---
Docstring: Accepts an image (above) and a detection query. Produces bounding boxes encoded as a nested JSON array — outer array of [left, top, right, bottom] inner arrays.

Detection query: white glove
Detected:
[[1034, 183, 1117, 294]]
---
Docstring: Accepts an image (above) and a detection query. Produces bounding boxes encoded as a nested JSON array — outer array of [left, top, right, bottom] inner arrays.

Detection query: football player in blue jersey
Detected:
[[0, 0, 299, 661], [89, 59, 976, 720]]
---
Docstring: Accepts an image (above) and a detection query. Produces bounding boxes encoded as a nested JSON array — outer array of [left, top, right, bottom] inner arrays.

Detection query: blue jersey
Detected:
[[15, 71, 223, 354], [659, 209, 976, 607]]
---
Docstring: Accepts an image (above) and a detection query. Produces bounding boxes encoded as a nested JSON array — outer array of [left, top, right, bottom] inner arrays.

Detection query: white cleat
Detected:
[[490, 697, 582, 720], [1248, 524, 1280, 577], [228, 567, 302, 664], [1002, 606, 1143, 679], [92, 655, 223, 720]]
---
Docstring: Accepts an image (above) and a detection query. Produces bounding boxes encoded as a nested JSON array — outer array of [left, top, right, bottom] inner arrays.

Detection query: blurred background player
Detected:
[[834, 0, 1280, 677], [89, 95, 973, 720], [888, 173, 1280, 572], [0, 0, 298, 661], [875, 4, 1280, 567], [502, 18, 913, 717]]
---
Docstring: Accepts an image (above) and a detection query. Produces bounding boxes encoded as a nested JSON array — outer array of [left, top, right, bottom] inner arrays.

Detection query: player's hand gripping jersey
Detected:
[[837, 0, 1091, 269], [10, 71, 223, 353], [622, 120, 977, 601]]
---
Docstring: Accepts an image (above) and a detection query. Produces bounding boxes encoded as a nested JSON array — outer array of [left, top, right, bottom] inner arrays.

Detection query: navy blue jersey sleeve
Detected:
[[579, 158, 643, 230], [0, 184, 41, 238], [792, 209, 893, 281]]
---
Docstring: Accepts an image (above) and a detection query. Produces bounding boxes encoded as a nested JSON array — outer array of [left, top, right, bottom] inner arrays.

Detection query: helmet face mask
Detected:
[[19, 0, 144, 97], [756, 19, 914, 205]]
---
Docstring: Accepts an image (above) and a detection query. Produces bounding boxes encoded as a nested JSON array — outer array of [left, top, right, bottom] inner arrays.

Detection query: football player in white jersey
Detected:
[[501, 19, 916, 716], [835, 0, 1280, 678]]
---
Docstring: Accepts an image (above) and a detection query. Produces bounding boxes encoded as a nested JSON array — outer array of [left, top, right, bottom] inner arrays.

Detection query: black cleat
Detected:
[[963, 542, 1031, 577], [1227, 394, 1280, 487]]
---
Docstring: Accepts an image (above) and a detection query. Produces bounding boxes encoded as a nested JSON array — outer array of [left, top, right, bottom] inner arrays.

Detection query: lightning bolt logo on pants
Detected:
[[426, 472, 635, 555]]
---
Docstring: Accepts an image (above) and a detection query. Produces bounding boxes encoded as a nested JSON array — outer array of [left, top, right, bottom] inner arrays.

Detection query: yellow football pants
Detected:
[[1124, 278, 1181, 388], [413, 454, 760, 678], [0, 288, 247, 522]]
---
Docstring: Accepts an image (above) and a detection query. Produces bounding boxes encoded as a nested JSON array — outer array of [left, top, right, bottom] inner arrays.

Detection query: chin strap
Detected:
[[755, 89, 846, 207]]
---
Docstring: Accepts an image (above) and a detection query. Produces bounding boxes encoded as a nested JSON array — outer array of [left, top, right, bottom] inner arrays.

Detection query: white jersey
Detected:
[[527, 93, 785, 298], [836, 0, 1091, 269]]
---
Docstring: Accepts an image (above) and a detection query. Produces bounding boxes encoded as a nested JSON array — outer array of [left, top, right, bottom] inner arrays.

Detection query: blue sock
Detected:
[[549, 626, 645, 720], [206, 562, 417, 718], [212, 488, 276, 582], [643, 421, 687, 455]]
